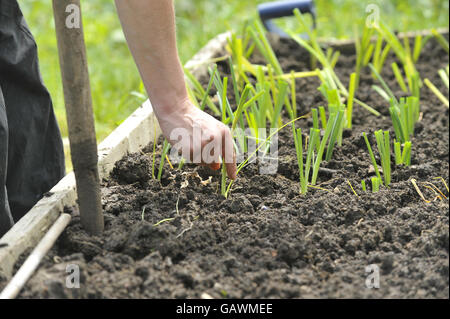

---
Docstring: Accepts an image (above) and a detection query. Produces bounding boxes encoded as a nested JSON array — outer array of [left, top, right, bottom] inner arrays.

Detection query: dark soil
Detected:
[[6, 34, 449, 299]]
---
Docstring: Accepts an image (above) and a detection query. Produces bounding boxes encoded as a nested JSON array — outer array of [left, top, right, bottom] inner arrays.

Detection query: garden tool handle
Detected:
[[258, 0, 316, 37]]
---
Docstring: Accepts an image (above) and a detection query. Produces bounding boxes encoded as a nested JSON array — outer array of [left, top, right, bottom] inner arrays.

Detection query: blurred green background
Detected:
[[20, 0, 449, 159]]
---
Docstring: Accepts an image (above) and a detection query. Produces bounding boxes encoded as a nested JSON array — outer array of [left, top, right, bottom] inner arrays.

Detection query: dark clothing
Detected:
[[0, 0, 65, 237]]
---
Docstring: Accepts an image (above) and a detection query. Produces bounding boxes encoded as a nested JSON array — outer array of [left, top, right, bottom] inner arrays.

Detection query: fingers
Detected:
[[208, 162, 221, 171], [200, 125, 236, 179], [221, 125, 237, 180]]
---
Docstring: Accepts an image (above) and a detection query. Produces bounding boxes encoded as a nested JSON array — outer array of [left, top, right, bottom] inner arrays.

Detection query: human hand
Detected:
[[155, 98, 237, 180]]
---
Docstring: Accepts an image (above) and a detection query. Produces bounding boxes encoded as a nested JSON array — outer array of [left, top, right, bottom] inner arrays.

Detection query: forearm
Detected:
[[114, 0, 188, 118]]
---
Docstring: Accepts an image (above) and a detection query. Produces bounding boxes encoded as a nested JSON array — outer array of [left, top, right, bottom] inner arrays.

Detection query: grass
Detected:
[[19, 0, 449, 170]]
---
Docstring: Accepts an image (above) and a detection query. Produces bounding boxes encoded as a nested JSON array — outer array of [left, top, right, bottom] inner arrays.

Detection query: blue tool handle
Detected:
[[258, 0, 316, 37]]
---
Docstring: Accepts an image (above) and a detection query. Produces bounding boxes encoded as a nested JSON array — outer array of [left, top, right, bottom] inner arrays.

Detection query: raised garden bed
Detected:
[[1, 28, 448, 298]]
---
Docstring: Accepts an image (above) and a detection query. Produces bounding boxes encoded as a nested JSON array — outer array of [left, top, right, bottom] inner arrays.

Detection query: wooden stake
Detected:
[[0, 214, 71, 299], [52, 0, 103, 234]]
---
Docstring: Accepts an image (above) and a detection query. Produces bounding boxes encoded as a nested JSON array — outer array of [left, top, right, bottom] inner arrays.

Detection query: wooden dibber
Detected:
[[52, 0, 103, 235]]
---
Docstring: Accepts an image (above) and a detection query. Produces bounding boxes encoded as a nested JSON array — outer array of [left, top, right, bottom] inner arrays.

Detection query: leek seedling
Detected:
[[318, 106, 327, 128], [391, 62, 408, 93], [375, 23, 426, 99], [247, 19, 283, 76], [361, 180, 367, 192], [394, 140, 402, 165], [369, 63, 420, 143], [374, 130, 391, 187], [369, 63, 398, 104], [431, 28, 449, 54], [424, 67, 449, 108], [311, 112, 339, 185], [354, 24, 375, 89], [184, 67, 221, 116], [311, 108, 319, 129], [424, 78, 449, 108], [324, 108, 345, 161], [439, 66, 450, 89], [394, 140, 412, 166], [293, 113, 339, 191], [157, 139, 171, 181], [412, 34, 432, 63], [346, 72, 357, 129], [293, 127, 306, 194], [389, 96, 420, 143], [376, 21, 417, 83], [402, 141, 412, 166], [371, 177, 381, 193], [364, 130, 391, 187], [226, 32, 256, 85], [288, 9, 346, 94], [372, 35, 391, 75], [288, 11, 379, 117], [293, 128, 319, 194], [362, 132, 382, 182]]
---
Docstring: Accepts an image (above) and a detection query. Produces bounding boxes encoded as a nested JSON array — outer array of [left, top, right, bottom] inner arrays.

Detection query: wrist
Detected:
[[151, 92, 192, 122]]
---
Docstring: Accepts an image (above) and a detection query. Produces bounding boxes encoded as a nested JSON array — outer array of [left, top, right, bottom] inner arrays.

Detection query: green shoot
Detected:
[[346, 72, 357, 129], [389, 96, 420, 143], [371, 177, 381, 193], [372, 35, 391, 75], [394, 139, 412, 166], [431, 28, 449, 54], [318, 106, 327, 128], [184, 67, 221, 116], [311, 113, 338, 185], [362, 132, 381, 181], [157, 139, 171, 181], [369, 63, 397, 104], [439, 66, 449, 89], [391, 62, 408, 93], [293, 128, 320, 194], [325, 109, 345, 161], [199, 65, 217, 111], [374, 130, 391, 187], [288, 9, 347, 94], [354, 23, 375, 89], [394, 140, 402, 165], [424, 77, 449, 108], [402, 141, 412, 166], [271, 80, 289, 128], [247, 19, 283, 75], [151, 126, 157, 179], [290, 72, 297, 119], [293, 127, 306, 194], [376, 21, 417, 81], [361, 180, 367, 192], [220, 77, 228, 196]]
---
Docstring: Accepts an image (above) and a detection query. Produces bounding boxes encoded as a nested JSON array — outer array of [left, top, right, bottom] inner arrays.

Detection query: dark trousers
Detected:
[[0, 0, 65, 237]]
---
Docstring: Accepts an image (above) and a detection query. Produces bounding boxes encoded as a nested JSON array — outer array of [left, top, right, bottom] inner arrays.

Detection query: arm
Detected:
[[114, 0, 236, 179]]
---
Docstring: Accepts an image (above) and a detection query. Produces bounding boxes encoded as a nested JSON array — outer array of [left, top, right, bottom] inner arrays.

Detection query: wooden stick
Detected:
[[52, 0, 103, 234], [0, 214, 71, 299]]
